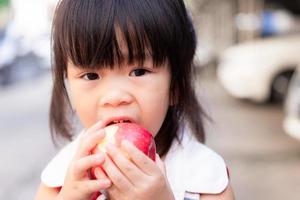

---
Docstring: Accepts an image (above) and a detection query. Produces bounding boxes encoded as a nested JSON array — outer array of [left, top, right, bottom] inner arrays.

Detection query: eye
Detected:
[[82, 73, 100, 80], [129, 68, 150, 77]]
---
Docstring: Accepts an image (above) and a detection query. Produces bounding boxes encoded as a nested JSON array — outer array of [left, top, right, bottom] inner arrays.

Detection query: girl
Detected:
[[35, 0, 235, 199]]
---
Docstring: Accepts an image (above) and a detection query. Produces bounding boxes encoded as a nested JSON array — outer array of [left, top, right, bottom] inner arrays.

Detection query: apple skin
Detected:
[[89, 123, 156, 198], [93, 123, 156, 161]]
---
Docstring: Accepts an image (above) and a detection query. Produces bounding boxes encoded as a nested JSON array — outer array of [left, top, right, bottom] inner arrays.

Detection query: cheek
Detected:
[[148, 104, 169, 138], [70, 88, 98, 128], [143, 85, 170, 137]]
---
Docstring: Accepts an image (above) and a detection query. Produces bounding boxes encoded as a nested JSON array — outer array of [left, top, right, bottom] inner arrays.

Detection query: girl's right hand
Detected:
[[57, 121, 111, 200]]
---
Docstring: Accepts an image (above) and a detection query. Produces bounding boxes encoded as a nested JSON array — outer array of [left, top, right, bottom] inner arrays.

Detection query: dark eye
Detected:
[[83, 73, 99, 80], [130, 68, 149, 77]]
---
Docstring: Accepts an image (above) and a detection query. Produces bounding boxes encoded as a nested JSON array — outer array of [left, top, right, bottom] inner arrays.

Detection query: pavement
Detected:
[[1, 70, 300, 200]]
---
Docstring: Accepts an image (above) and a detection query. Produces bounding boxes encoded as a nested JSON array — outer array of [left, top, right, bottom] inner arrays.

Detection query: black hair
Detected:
[[50, 0, 205, 156]]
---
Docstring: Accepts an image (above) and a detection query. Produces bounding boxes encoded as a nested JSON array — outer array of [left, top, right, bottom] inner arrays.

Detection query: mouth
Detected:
[[104, 117, 135, 127], [107, 119, 132, 126]]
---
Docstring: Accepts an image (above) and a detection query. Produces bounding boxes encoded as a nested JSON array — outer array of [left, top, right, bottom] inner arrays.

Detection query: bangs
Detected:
[[53, 0, 177, 69]]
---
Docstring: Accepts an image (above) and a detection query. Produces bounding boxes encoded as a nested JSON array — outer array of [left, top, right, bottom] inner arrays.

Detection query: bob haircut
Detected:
[[50, 0, 205, 156]]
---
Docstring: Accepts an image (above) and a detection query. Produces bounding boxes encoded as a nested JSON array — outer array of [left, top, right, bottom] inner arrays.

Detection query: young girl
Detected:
[[35, 0, 234, 199]]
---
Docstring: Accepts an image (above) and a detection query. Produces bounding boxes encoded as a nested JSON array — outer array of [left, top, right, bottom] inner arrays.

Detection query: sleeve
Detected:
[[41, 133, 81, 187], [182, 141, 229, 194], [164, 137, 229, 200]]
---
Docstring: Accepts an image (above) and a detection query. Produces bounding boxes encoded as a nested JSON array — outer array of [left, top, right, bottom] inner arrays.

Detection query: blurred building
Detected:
[[188, 0, 237, 63], [188, 0, 300, 66]]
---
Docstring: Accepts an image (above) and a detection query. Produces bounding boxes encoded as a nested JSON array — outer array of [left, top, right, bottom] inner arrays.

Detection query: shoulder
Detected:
[[164, 132, 229, 198]]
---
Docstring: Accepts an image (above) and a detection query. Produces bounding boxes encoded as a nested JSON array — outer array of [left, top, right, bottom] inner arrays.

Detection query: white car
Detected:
[[217, 34, 300, 103], [283, 66, 300, 140]]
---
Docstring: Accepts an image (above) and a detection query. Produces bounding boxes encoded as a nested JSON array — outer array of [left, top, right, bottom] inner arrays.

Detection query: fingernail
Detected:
[[94, 167, 100, 177], [96, 120, 103, 125], [96, 154, 104, 162], [101, 179, 111, 187], [121, 140, 132, 148], [95, 120, 104, 128], [94, 167, 103, 177]]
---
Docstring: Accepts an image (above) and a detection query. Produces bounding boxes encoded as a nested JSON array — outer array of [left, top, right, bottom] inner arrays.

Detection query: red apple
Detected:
[[89, 122, 156, 199], [93, 123, 156, 161]]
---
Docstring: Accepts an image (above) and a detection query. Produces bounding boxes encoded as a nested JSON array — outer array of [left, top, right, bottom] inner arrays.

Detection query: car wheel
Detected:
[[270, 70, 294, 103]]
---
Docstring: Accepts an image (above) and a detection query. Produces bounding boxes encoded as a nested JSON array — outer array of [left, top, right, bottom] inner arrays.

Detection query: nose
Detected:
[[99, 87, 133, 107]]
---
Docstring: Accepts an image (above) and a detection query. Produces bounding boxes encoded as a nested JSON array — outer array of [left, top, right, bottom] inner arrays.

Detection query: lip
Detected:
[[103, 116, 137, 127]]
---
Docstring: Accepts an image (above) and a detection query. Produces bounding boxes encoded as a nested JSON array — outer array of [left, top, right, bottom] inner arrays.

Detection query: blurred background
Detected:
[[1, 0, 300, 199]]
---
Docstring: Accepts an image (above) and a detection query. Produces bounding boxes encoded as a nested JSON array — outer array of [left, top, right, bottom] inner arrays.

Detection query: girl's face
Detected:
[[66, 57, 171, 137]]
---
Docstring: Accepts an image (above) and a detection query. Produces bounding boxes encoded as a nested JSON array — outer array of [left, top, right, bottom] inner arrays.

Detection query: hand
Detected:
[[57, 121, 112, 200], [102, 141, 175, 200]]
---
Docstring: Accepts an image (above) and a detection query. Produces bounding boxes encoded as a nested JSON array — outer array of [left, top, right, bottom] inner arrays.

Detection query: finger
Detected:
[[106, 184, 121, 200], [86, 120, 105, 133], [155, 154, 167, 175], [75, 129, 105, 158], [78, 120, 105, 148], [94, 167, 108, 180], [102, 154, 132, 191], [106, 144, 144, 185], [121, 140, 157, 175], [80, 179, 111, 194], [73, 153, 105, 179]]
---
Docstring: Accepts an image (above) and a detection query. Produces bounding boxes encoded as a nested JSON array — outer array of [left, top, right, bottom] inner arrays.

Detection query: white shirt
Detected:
[[41, 131, 228, 200]]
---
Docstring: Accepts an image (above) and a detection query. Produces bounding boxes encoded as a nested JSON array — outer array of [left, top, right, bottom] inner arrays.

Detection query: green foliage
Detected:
[[0, 0, 9, 8]]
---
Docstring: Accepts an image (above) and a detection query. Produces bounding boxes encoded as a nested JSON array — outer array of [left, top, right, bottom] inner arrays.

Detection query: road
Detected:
[[0, 70, 300, 199]]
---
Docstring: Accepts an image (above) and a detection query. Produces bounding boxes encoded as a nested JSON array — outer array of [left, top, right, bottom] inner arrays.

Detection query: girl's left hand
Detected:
[[99, 140, 175, 200]]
